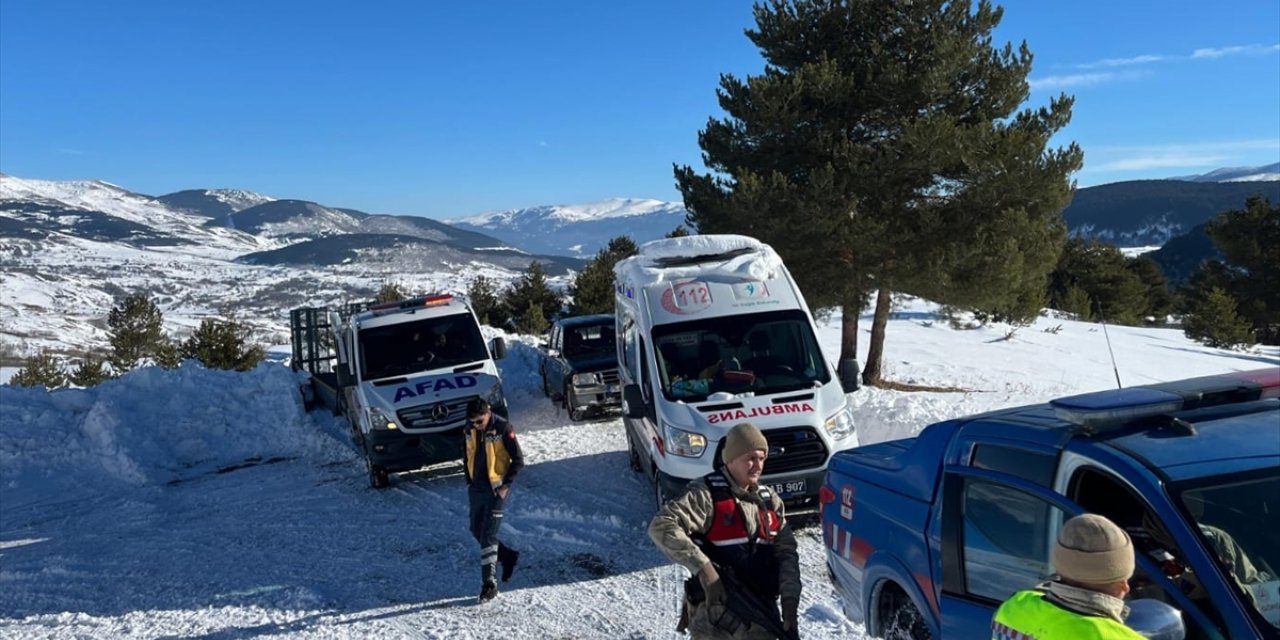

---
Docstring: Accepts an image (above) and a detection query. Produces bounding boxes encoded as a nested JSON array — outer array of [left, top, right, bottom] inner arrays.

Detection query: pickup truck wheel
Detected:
[[879, 584, 931, 640], [564, 386, 584, 422], [541, 370, 550, 398]]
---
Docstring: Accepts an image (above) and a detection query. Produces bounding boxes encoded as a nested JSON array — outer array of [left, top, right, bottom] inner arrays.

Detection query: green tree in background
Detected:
[[568, 236, 638, 315], [1203, 195, 1279, 343], [467, 275, 510, 328], [107, 294, 167, 373], [1183, 287, 1254, 349], [182, 317, 267, 371], [68, 354, 110, 387], [10, 350, 66, 388], [506, 261, 561, 333], [374, 281, 408, 303], [675, 0, 1081, 386], [665, 226, 691, 238]]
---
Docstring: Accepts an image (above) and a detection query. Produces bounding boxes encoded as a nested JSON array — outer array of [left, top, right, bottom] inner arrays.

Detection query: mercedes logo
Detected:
[[768, 445, 786, 457], [431, 403, 450, 421]]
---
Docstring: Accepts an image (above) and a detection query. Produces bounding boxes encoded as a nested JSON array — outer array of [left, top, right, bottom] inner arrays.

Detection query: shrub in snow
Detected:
[[9, 350, 67, 388]]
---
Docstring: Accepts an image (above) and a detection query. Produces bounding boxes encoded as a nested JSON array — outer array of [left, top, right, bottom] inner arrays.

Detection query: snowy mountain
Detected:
[[446, 197, 689, 257], [0, 175, 581, 358], [2, 297, 1275, 638], [1172, 162, 1280, 183]]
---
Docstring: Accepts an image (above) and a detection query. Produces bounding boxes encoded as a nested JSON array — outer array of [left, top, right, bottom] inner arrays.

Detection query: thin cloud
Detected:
[[1192, 43, 1280, 59], [1082, 139, 1280, 173], [1077, 54, 1164, 69], [1030, 72, 1119, 90]]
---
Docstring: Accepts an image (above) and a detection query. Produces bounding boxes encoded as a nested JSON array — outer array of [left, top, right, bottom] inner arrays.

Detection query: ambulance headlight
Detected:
[[366, 407, 396, 430], [484, 382, 505, 407], [664, 423, 706, 458], [824, 405, 856, 441]]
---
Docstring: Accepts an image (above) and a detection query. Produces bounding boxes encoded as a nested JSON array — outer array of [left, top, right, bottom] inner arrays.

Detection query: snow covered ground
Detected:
[[1, 297, 1276, 639]]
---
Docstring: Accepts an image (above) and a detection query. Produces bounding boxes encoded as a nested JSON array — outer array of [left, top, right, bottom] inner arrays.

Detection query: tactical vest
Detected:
[[694, 471, 784, 600], [992, 590, 1146, 640]]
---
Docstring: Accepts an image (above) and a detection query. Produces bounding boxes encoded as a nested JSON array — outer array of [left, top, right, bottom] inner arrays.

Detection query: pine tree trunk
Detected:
[[862, 287, 892, 387], [840, 299, 859, 360]]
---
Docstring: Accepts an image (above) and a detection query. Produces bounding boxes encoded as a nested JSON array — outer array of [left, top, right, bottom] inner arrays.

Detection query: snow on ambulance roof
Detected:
[[617, 234, 787, 287]]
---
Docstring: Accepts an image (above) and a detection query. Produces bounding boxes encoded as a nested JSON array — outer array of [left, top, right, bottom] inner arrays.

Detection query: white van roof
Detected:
[[616, 234, 787, 287]]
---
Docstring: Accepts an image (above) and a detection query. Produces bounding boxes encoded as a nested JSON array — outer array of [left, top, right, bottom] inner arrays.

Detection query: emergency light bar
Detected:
[[369, 294, 454, 315], [1051, 368, 1280, 435]]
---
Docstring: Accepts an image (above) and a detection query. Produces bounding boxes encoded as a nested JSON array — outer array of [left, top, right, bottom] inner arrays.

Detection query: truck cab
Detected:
[[292, 294, 508, 488], [821, 369, 1280, 639], [614, 234, 859, 512]]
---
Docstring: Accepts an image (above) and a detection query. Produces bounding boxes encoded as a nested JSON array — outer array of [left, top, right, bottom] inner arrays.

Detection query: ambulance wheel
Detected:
[[626, 430, 643, 473], [652, 472, 669, 509], [366, 451, 389, 489]]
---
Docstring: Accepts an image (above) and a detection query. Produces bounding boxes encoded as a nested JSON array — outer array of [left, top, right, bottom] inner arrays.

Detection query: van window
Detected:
[[651, 309, 828, 401], [358, 315, 487, 379]]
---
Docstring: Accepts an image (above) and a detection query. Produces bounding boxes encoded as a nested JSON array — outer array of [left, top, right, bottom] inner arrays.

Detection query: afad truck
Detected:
[[290, 294, 508, 488], [613, 234, 859, 512]]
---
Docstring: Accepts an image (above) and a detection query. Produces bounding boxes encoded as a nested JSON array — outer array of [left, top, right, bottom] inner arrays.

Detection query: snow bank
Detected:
[[0, 362, 348, 502]]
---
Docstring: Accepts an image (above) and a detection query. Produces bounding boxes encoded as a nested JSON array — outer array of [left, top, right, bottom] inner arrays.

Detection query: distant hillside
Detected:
[[447, 198, 688, 257], [237, 233, 583, 274], [1173, 162, 1280, 183], [1147, 223, 1218, 284], [1063, 180, 1280, 246]]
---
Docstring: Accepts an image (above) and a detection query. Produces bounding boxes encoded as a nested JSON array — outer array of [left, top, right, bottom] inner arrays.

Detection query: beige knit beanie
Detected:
[[721, 422, 768, 465], [1053, 513, 1135, 585]]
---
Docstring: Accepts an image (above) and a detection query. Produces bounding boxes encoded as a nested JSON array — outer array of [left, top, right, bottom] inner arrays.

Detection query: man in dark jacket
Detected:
[[464, 398, 524, 603], [648, 422, 803, 639]]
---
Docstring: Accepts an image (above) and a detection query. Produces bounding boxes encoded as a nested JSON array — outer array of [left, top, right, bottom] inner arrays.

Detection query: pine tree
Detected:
[[182, 317, 267, 371], [10, 351, 66, 388], [1126, 255, 1174, 324], [68, 355, 110, 387], [107, 294, 167, 372], [506, 261, 562, 331], [675, 0, 1081, 386], [374, 281, 408, 303], [568, 236, 638, 315], [154, 337, 184, 369], [665, 226, 691, 238], [1204, 195, 1280, 343], [467, 275, 510, 328], [1184, 287, 1254, 349], [516, 302, 550, 335]]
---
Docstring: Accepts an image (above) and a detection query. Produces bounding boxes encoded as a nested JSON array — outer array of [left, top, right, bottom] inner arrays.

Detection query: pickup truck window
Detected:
[[971, 444, 1056, 487], [962, 478, 1063, 601]]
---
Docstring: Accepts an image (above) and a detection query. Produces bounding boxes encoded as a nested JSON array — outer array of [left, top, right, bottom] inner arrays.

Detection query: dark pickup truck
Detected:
[[820, 369, 1280, 639], [539, 314, 622, 421]]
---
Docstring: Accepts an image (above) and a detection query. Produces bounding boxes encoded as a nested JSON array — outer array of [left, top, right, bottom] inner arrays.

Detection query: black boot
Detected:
[[499, 544, 520, 582], [479, 582, 498, 603]]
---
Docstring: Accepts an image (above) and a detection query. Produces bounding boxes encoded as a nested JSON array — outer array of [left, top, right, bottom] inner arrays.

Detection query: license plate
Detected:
[[769, 479, 807, 497]]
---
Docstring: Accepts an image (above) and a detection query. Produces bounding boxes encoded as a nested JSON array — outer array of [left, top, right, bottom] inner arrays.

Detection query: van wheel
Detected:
[[366, 451, 389, 489], [879, 583, 931, 640], [625, 429, 643, 473], [653, 472, 669, 509]]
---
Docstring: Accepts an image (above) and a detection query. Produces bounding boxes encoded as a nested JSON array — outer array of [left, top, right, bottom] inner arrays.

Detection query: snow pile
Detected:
[[618, 233, 786, 285], [0, 362, 349, 502]]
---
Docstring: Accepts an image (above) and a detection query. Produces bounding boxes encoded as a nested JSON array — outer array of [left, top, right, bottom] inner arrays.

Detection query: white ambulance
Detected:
[[613, 234, 859, 512], [294, 293, 508, 488]]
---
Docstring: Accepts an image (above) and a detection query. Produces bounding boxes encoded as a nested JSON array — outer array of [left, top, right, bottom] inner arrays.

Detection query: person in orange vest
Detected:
[[464, 398, 524, 603], [992, 513, 1147, 639], [648, 422, 802, 639]]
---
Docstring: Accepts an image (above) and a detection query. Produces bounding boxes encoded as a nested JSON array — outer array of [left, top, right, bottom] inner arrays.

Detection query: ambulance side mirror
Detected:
[[623, 384, 646, 420]]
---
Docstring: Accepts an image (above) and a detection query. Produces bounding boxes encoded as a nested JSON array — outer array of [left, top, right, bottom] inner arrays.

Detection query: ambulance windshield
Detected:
[[651, 309, 830, 402], [359, 314, 489, 380]]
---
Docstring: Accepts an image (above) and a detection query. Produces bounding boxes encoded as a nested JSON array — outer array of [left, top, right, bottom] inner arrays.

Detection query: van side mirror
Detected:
[[1124, 599, 1185, 640], [623, 384, 646, 420], [489, 337, 507, 360]]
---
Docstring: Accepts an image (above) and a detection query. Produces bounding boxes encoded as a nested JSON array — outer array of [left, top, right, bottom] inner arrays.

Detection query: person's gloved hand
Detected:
[[781, 596, 800, 632], [699, 562, 724, 606]]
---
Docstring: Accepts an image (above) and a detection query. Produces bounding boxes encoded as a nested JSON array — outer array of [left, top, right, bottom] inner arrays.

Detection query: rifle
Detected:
[[716, 567, 799, 640]]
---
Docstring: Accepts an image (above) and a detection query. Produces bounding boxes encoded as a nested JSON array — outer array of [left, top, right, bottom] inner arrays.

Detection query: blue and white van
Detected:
[[613, 234, 858, 511]]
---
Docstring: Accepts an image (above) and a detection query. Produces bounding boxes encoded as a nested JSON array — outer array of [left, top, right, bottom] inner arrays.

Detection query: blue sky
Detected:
[[1, 1, 1277, 219]]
